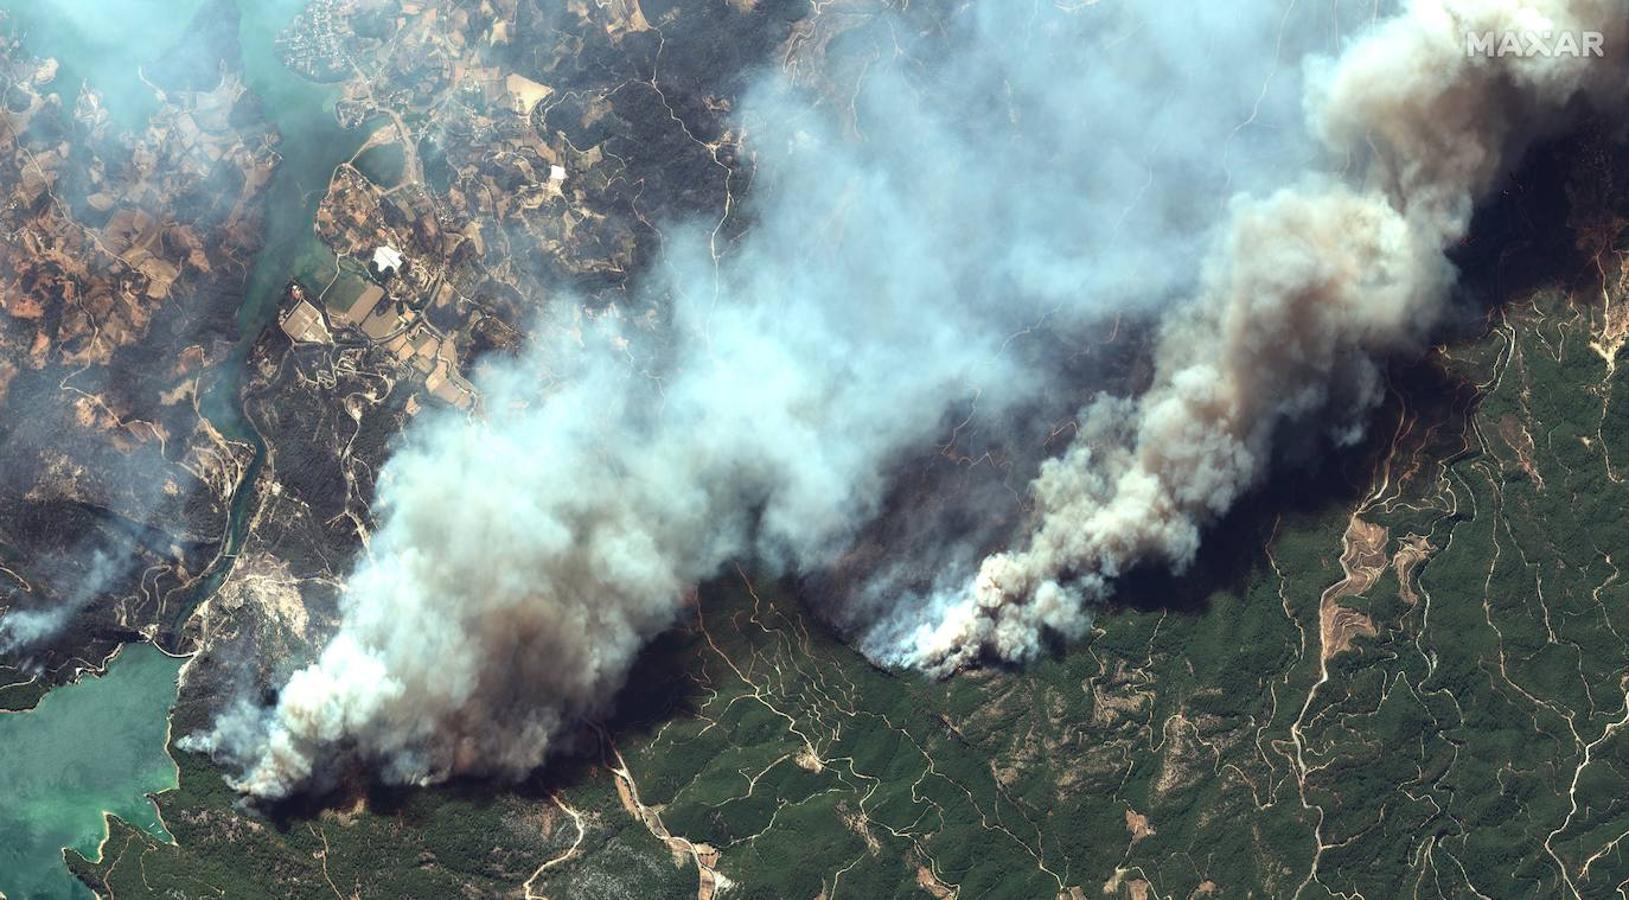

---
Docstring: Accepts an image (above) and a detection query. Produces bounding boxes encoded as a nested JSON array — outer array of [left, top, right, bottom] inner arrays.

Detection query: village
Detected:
[[277, 241, 476, 410], [270, 7, 632, 417]]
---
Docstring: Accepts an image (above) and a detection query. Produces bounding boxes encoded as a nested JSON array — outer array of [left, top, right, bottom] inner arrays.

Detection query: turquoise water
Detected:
[[230, 0, 365, 353], [0, 0, 366, 643], [181, 0, 366, 634], [0, 644, 185, 900], [1, 0, 364, 426], [0, 7, 360, 900], [0, 0, 208, 130], [3, 0, 368, 637]]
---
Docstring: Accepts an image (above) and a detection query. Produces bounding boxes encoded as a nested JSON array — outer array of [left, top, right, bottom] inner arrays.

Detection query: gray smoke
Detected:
[[903, 0, 1629, 672], [203, 0, 1628, 796]]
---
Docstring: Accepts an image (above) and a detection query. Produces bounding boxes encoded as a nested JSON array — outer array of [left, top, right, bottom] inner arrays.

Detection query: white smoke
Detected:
[[0, 548, 132, 654], [198, 0, 1629, 796], [902, 0, 1629, 673]]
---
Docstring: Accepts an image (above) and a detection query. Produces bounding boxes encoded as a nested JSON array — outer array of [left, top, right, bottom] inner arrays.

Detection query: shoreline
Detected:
[[0, 643, 187, 899]]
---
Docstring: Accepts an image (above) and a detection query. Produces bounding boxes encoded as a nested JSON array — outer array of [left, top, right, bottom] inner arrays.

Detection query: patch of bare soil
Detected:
[[1319, 517, 1387, 660]]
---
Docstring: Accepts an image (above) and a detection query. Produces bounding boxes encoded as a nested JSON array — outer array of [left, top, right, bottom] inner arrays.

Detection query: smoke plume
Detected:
[[903, 0, 1629, 672], [0, 548, 131, 654], [200, 0, 1629, 796]]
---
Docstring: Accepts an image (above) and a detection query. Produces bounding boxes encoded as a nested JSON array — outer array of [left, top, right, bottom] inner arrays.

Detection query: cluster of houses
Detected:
[[278, 244, 475, 409]]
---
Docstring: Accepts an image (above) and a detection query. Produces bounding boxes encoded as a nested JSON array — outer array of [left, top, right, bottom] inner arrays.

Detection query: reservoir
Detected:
[[0, 643, 185, 900], [0, 0, 208, 131], [0, 1, 360, 897], [183, 0, 366, 635]]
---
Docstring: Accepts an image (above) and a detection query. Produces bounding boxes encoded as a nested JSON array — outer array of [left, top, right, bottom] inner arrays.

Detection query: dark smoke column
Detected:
[[905, 0, 1629, 673]]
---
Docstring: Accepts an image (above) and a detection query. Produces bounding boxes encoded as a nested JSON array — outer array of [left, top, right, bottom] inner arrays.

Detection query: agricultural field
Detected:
[[70, 252, 1629, 895]]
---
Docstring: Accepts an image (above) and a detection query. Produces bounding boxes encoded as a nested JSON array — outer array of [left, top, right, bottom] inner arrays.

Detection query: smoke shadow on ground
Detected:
[[252, 750, 604, 832], [595, 625, 713, 739], [249, 119, 1629, 828], [1026, 124, 1620, 646], [1096, 430, 1380, 621], [251, 627, 710, 827], [1447, 125, 1619, 329]]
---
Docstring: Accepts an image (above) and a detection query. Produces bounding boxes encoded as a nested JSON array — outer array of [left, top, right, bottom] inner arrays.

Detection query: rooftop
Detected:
[[279, 299, 332, 344], [373, 245, 404, 274]]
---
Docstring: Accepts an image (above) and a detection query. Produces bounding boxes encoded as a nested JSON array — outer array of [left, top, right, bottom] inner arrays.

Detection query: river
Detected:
[[181, 0, 366, 637], [0, 1, 363, 896]]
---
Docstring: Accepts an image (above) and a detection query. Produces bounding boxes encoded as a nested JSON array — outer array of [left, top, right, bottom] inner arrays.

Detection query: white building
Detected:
[[373, 245, 404, 275]]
